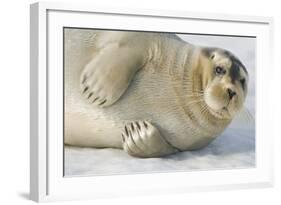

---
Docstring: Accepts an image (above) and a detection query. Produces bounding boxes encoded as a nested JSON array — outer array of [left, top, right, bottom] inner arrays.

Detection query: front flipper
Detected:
[[122, 121, 178, 158], [80, 43, 145, 107]]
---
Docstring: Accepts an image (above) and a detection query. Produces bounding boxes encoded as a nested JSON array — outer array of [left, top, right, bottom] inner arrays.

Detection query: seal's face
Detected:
[[200, 48, 248, 119]]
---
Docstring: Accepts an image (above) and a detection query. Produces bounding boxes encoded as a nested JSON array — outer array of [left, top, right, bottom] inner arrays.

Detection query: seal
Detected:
[[64, 29, 248, 158]]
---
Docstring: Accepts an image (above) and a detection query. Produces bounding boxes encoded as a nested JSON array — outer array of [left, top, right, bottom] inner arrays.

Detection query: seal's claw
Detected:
[[122, 121, 177, 158], [80, 70, 112, 107], [80, 43, 143, 108]]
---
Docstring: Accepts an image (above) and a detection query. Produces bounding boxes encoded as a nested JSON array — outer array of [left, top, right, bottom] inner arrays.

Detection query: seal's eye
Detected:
[[240, 78, 246, 89], [215, 66, 226, 75]]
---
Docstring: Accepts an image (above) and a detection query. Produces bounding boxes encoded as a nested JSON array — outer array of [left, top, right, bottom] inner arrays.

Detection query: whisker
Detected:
[[200, 105, 210, 119], [181, 87, 204, 93], [238, 110, 247, 122], [237, 107, 254, 124], [174, 89, 204, 95], [244, 108, 254, 122], [185, 99, 204, 107], [184, 92, 204, 96], [180, 94, 204, 98], [241, 109, 250, 122], [180, 87, 202, 90]]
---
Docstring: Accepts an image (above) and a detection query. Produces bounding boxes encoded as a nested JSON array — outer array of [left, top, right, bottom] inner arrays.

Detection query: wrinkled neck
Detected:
[[172, 46, 231, 133]]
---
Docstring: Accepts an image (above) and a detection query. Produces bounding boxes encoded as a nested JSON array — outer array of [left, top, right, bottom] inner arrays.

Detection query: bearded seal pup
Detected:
[[64, 30, 248, 158]]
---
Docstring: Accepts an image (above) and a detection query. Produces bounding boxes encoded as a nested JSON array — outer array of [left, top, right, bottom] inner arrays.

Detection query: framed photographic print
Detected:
[[30, 2, 274, 202]]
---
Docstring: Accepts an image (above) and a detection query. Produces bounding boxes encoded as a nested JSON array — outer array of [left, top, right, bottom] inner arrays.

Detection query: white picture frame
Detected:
[[30, 2, 274, 202]]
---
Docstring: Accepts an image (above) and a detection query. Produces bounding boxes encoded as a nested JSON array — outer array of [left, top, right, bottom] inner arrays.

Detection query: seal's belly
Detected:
[[66, 67, 216, 149], [89, 70, 185, 129]]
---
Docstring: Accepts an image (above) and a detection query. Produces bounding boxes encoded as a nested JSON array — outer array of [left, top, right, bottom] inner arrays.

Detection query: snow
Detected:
[[64, 32, 256, 177]]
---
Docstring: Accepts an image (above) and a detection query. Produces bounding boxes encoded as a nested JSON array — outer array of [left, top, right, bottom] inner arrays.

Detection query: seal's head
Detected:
[[197, 47, 248, 120]]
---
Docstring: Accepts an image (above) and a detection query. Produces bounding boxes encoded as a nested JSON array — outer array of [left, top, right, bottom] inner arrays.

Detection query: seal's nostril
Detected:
[[227, 88, 236, 100]]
